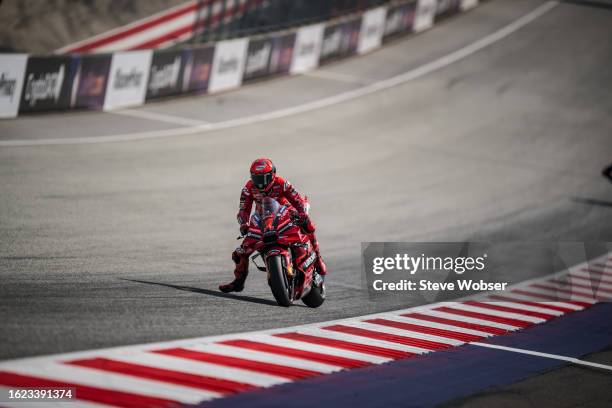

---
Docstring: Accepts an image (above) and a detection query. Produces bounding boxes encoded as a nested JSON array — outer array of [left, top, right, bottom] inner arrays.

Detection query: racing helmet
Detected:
[[250, 158, 276, 190]]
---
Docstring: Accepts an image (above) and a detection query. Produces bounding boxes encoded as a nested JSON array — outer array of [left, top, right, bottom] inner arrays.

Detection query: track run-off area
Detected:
[[1, 0, 612, 405]]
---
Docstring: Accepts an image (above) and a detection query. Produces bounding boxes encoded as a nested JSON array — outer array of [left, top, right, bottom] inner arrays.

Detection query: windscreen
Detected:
[[260, 197, 281, 218]]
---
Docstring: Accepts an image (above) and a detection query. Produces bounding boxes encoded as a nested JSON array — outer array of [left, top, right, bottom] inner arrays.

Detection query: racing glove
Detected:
[[293, 212, 315, 233]]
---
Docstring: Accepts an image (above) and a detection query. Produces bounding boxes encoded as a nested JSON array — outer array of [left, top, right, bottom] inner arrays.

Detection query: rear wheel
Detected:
[[302, 277, 325, 308], [267, 255, 292, 307]]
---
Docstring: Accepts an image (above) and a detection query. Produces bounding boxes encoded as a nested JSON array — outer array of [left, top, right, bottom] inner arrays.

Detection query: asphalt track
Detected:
[[1, 0, 612, 381]]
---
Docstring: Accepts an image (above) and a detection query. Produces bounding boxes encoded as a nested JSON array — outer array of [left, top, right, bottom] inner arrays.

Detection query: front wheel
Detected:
[[267, 255, 292, 307]]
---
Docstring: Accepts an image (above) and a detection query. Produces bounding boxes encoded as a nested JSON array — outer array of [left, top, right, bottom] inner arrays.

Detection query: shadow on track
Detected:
[[571, 197, 612, 208], [121, 278, 289, 307]]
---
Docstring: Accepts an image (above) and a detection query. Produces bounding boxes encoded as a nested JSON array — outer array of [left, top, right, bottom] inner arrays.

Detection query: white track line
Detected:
[[471, 342, 612, 372], [0, 1, 559, 147]]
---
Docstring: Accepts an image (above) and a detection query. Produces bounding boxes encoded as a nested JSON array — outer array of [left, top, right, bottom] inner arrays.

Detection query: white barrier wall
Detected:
[[358, 7, 387, 54], [0, 54, 27, 118], [4, 0, 482, 119], [104, 50, 152, 110], [461, 0, 479, 11], [209, 38, 249, 93], [290, 23, 325, 74], [414, 0, 438, 32]]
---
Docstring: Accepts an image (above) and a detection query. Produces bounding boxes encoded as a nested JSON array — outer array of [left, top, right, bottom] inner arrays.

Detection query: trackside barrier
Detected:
[[0, 0, 480, 119]]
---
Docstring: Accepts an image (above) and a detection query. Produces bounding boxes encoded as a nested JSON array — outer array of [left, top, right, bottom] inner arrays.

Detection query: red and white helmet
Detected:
[[250, 158, 276, 190]]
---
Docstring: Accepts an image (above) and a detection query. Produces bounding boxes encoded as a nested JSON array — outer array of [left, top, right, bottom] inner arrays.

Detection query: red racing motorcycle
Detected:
[[242, 197, 326, 307]]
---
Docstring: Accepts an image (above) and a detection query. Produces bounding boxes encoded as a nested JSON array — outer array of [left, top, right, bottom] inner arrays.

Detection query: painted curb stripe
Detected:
[[0, 371, 179, 408], [0, 252, 608, 407], [486, 296, 577, 313], [364, 318, 483, 342], [465, 301, 556, 319], [153, 348, 320, 380], [219, 340, 370, 369], [273, 332, 414, 359], [67, 358, 252, 394]]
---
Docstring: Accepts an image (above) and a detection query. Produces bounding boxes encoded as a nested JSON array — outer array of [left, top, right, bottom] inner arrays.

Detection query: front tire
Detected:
[[267, 255, 292, 307]]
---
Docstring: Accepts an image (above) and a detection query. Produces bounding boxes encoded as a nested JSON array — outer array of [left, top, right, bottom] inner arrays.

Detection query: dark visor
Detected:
[[251, 172, 273, 189]]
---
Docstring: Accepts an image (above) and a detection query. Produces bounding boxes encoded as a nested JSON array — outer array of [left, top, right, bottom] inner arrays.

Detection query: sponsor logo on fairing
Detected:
[[301, 252, 317, 270], [148, 56, 181, 92], [113, 68, 143, 89], [245, 43, 271, 75], [0, 73, 17, 100], [23, 65, 65, 106]]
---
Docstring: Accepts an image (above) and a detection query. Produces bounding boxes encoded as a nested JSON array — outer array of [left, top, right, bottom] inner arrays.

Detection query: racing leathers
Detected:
[[219, 176, 327, 293]]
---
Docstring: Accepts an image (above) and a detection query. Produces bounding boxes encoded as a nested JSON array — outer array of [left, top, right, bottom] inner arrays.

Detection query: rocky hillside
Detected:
[[0, 0, 186, 54]]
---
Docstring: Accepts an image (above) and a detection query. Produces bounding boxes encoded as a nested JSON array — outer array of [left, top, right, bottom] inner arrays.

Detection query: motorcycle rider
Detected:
[[219, 158, 327, 293]]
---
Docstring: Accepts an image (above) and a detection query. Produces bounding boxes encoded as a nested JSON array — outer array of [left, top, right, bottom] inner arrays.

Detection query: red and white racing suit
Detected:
[[230, 176, 325, 284]]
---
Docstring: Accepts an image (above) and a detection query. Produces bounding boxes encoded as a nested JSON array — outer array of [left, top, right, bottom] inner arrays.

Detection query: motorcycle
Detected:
[[241, 197, 326, 307]]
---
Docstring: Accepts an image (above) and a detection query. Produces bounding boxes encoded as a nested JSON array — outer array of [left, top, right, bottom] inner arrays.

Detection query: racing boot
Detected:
[[219, 248, 249, 293]]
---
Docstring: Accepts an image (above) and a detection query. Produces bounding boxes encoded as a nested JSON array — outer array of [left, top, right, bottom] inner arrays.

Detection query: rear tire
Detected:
[[302, 279, 325, 308], [267, 255, 292, 307]]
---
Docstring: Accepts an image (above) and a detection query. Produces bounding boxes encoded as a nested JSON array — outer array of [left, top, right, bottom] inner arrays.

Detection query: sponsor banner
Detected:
[[104, 50, 152, 110], [243, 32, 295, 82], [383, 1, 418, 40], [290, 23, 325, 74], [209, 38, 249, 94], [414, 0, 437, 32], [243, 36, 274, 81], [460, 0, 479, 11], [268, 32, 296, 76], [181, 44, 215, 94], [0, 54, 27, 119], [70, 54, 112, 110], [320, 17, 361, 63], [146, 49, 185, 100], [19, 56, 77, 112], [435, 0, 461, 18], [357, 7, 387, 55]]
